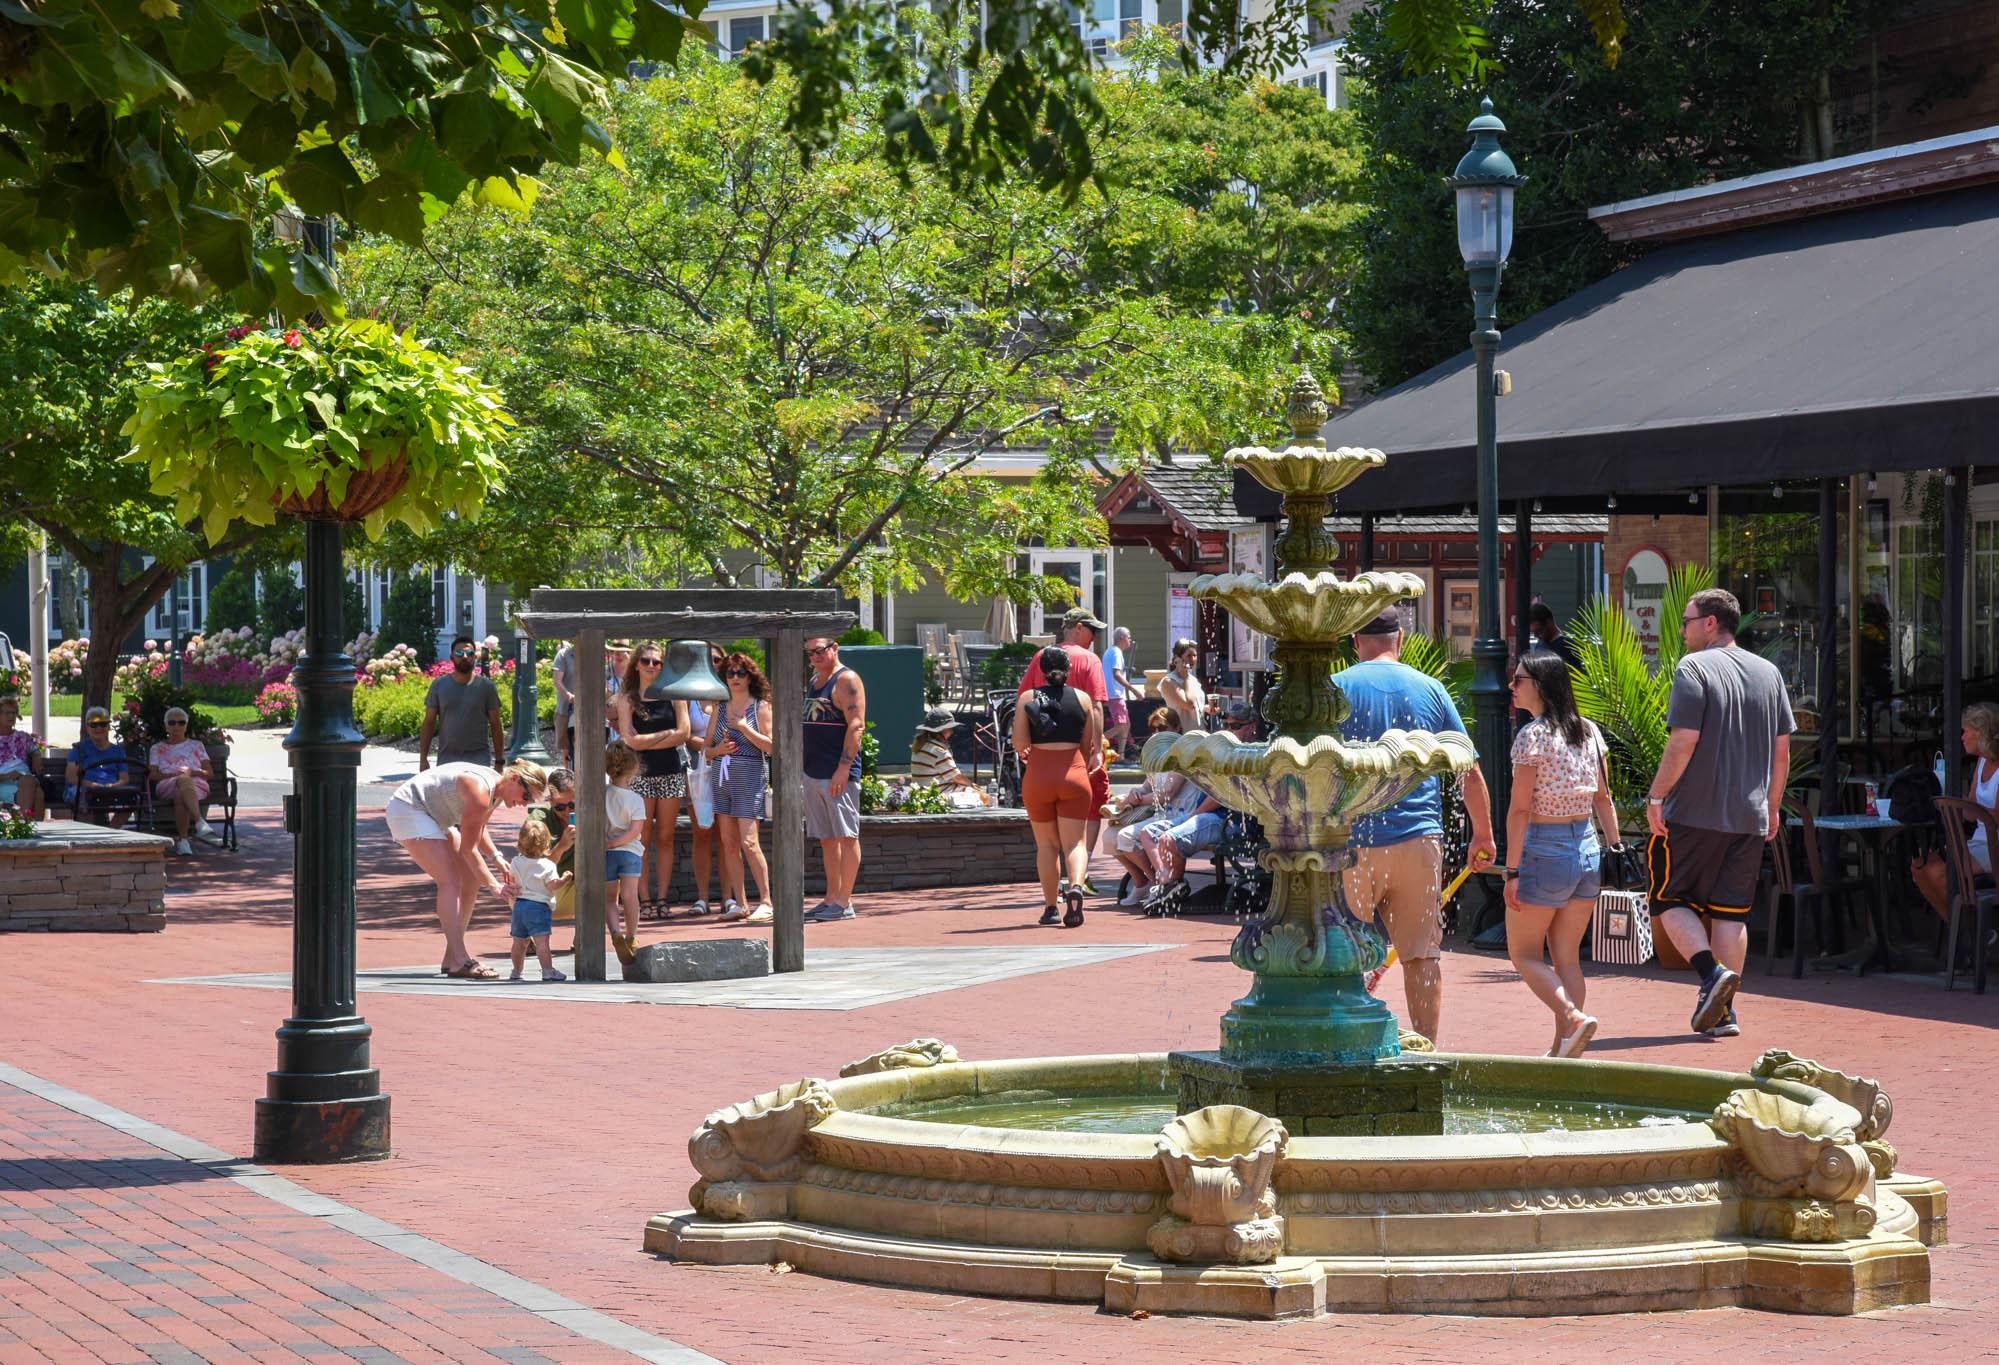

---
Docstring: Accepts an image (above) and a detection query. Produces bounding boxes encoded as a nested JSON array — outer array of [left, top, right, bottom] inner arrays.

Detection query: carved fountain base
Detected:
[[646, 1047, 1946, 1319], [1173, 1051, 1450, 1136]]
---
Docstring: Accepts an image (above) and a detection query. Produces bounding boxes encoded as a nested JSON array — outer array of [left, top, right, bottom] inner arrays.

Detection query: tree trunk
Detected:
[[78, 540, 178, 713]]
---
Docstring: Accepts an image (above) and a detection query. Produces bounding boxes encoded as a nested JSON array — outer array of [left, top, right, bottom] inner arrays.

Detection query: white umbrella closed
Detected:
[[984, 594, 1018, 644]]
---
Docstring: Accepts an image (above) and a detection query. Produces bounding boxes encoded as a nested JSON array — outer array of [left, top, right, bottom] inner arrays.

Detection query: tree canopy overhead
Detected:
[[345, 46, 1348, 601], [2, 0, 1620, 315]]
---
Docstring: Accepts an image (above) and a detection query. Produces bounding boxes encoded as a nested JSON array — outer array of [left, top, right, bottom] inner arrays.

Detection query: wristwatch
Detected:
[[1503, 868, 1520, 881], [1646, 796, 1666, 806]]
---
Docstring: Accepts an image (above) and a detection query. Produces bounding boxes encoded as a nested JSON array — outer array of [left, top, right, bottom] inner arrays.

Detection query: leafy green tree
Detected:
[[2, 0, 1621, 313], [1341, 0, 1894, 388], [205, 564, 260, 633], [345, 58, 1324, 602], [255, 566, 306, 639], [0, 279, 278, 707]]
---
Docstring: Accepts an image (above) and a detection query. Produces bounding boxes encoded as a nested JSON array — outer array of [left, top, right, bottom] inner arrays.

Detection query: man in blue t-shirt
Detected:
[[1103, 626, 1133, 759], [1332, 607, 1496, 1045]]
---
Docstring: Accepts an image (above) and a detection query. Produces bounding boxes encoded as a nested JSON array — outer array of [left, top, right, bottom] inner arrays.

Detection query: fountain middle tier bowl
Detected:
[[1142, 727, 1475, 843], [1192, 569, 1428, 642], [1229, 443, 1386, 497]]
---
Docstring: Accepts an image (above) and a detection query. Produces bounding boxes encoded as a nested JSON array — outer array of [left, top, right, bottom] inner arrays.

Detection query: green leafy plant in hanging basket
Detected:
[[123, 319, 511, 540]]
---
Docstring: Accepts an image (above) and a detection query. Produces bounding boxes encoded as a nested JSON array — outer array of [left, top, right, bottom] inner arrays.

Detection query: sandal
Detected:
[[445, 960, 498, 979]]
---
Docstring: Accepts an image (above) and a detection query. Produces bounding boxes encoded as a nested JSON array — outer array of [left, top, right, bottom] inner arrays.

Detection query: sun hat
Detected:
[[914, 707, 959, 734]]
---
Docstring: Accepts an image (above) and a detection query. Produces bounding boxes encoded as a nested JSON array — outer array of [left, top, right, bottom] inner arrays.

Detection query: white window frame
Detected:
[[1028, 549, 1098, 637]]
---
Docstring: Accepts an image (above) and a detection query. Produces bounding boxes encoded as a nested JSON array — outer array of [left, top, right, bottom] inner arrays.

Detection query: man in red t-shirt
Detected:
[[1019, 607, 1110, 885]]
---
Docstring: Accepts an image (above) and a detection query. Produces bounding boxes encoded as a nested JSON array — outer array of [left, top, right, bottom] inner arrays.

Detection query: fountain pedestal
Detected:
[[1172, 1052, 1449, 1136]]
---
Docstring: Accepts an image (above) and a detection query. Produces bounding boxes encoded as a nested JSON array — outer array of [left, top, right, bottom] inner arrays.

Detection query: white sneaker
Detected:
[[173, 838, 193, 856]]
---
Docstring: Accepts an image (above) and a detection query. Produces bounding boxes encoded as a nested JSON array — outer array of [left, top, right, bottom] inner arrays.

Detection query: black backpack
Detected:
[[1883, 765, 1942, 826]]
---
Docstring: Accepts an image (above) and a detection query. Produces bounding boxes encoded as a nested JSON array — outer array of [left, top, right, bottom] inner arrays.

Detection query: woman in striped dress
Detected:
[[704, 651, 773, 922]]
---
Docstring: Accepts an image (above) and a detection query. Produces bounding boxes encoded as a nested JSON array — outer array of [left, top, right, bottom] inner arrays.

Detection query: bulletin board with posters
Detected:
[[1228, 524, 1274, 672]]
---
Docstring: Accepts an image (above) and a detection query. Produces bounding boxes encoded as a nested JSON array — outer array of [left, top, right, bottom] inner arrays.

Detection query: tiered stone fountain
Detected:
[[646, 377, 1946, 1318]]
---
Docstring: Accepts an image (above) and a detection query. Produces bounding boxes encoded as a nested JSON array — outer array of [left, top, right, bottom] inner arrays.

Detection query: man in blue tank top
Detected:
[[1332, 607, 1496, 1046], [803, 636, 868, 920]]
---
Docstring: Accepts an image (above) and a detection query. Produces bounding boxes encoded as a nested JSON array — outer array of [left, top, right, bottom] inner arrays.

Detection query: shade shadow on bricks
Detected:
[[0, 1156, 230, 1192]]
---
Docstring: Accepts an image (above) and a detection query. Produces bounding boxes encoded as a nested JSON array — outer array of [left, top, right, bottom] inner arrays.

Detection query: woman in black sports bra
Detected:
[[1013, 645, 1101, 927], [613, 642, 692, 919]]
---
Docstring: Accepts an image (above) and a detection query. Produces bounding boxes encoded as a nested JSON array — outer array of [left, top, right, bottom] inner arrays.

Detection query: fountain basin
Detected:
[[646, 1049, 1944, 1317], [1191, 569, 1428, 642]]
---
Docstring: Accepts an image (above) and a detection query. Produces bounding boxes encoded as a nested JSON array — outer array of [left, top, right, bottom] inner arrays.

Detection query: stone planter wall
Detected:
[[0, 823, 171, 931], [651, 807, 1041, 898]]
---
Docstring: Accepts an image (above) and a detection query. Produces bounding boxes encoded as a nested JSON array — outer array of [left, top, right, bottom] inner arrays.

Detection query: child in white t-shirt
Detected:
[[508, 820, 572, 981], [604, 740, 648, 964]]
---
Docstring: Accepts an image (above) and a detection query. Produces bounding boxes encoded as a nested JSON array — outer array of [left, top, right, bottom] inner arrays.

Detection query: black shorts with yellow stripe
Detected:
[[1646, 823, 1765, 922]]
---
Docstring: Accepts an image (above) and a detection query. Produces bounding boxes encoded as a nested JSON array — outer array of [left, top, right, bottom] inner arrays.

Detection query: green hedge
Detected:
[[353, 664, 556, 742]]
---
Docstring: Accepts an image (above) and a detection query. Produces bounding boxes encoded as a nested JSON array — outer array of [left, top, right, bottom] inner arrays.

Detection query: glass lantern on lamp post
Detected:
[[1447, 96, 1525, 845]]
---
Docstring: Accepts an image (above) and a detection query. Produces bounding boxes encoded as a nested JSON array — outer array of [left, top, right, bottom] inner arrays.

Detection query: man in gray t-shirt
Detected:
[[419, 635, 506, 770], [1644, 589, 1794, 1040]]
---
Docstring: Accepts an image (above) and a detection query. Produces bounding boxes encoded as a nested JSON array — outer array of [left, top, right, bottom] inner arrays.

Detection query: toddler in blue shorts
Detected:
[[508, 819, 572, 982]]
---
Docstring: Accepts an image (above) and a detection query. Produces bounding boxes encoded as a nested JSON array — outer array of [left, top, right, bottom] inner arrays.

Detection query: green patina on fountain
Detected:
[[1148, 372, 1473, 1132]]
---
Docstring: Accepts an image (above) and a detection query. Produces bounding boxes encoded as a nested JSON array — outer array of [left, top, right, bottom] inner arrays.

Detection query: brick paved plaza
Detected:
[[5, 809, 1999, 1363]]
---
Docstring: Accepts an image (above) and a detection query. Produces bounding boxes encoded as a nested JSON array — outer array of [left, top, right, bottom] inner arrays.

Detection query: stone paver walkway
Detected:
[[7, 806, 1999, 1362]]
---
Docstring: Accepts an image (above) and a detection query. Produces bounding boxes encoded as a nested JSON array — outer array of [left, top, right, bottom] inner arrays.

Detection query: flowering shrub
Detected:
[[0, 803, 36, 840], [114, 652, 169, 694], [256, 681, 299, 726], [254, 627, 307, 677], [360, 642, 420, 688], [347, 630, 378, 667], [183, 626, 262, 668], [47, 639, 89, 692], [858, 777, 950, 815]]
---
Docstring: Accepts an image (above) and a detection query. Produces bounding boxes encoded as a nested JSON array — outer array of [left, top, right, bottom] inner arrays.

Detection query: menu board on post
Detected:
[[1229, 524, 1273, 673], [1623, 548, 1670, 667]]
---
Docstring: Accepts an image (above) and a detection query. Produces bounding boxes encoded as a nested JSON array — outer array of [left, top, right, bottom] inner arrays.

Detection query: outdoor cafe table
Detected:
[[1787, 812, 1904, 973]]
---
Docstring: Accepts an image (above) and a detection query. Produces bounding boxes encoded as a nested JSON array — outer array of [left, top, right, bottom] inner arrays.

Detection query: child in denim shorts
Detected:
[[508, 820, 571, 981]]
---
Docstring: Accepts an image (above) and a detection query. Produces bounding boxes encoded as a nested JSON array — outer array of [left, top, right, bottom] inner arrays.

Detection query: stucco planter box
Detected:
[[661, 807, 1041, 898], [0, 822, 172, 932]]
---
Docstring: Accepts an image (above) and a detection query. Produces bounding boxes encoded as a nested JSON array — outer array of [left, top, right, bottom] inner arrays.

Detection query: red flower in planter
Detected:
[[284, 330, 302, 348]]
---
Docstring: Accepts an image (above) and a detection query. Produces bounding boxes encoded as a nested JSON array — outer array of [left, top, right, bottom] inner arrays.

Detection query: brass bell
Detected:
[[653, 639, 729, 701]]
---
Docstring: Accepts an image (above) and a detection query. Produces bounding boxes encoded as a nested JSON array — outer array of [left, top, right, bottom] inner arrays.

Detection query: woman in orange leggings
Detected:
[[1013, 646, 1103, 927]]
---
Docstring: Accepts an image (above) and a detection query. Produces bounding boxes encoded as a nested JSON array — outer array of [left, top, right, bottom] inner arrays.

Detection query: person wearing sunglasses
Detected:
[[418, 634, 505, 773], [705, 652, 775, 922], [64, 705, 135, 827], [802, 636, 867, 920], [0, 694, 48, 817], [612, 641, 692, 925], [526, 768, 580, 933], [150, 706, 215, 855], [1502, 652, 1617, 1058]]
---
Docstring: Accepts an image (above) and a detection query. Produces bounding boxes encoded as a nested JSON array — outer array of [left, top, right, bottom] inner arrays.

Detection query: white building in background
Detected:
[[701, 0, 1354, 109]]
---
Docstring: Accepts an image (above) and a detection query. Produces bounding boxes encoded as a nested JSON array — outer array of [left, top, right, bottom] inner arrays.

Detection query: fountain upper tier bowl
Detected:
[[1232, 444, 1386, 496]]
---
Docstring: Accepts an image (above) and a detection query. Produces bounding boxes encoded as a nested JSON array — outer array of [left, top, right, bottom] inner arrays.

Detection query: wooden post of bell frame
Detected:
[[573, 629, 607, 982], [771, 627, 807, 973]]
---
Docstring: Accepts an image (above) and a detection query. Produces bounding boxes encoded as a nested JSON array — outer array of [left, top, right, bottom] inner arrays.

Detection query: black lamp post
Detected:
[[1448, 97, 1525, 836], [507, 597, 552, 764]]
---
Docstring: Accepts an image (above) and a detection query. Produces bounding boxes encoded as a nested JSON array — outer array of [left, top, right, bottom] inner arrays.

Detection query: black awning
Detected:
[[1274, 182, 1999, 518]]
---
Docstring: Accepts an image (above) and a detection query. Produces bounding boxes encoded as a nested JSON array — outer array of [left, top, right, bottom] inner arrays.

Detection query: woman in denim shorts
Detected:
[[1503, 651, 1621, 1058]]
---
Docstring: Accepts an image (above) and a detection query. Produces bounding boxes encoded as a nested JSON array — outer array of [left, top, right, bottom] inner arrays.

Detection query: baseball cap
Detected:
[[1225, 701, 1258, 725], [1354, 607, 1401, 636], [1062, 606, 1109, 632]]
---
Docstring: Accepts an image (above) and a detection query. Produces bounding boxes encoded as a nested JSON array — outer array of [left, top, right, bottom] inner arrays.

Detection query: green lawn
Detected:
[[44, 694, 262, 728]]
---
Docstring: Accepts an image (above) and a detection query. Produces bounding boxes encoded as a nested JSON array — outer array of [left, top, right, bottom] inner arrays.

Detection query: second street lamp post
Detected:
[[1449, 97, 1526, 839], [507, 601, 552, 763]]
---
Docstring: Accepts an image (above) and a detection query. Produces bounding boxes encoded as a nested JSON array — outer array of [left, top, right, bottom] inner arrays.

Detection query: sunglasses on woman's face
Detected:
[[551, 800, 575, 811], [167, 719, 187, 727], [87, 721, 109, 729], [727, 669, 749, 678], [638, 657, 663, 668]]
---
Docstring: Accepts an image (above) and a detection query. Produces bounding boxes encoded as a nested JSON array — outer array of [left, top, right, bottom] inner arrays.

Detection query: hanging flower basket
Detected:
[[123, 320, 511, 542]]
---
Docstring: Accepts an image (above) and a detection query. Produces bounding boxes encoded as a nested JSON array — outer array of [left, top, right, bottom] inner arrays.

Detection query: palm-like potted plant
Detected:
[[123, 318, 510, 538]]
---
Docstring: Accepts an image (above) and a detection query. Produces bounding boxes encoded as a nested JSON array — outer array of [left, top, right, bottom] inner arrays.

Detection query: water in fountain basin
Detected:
[[896, 1092, 1698, 1136]]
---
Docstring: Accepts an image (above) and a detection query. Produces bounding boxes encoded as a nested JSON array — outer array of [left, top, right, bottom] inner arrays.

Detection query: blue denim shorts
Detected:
[[510, 898, 553, 940], [1515, 819, 1601, 908], [1168, 811, 1225, 856], [606, 846, 643, 881]]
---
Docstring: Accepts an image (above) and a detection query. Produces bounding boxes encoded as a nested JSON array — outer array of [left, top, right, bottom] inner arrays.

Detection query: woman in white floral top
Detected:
[[1503, 652, 1620, 1059], [149, 706, 213, 855], [0, 694, 46, 816]]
